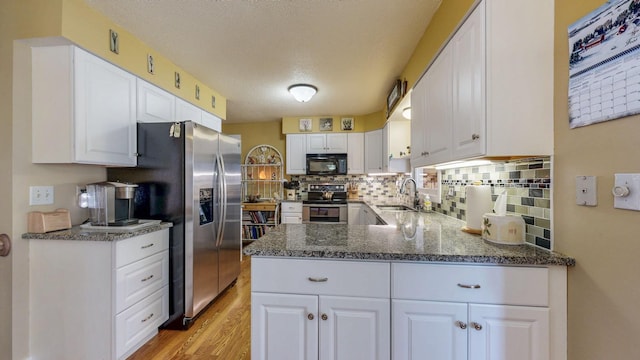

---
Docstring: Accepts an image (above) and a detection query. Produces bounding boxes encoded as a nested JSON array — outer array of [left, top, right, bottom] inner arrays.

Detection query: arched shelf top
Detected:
[[244, 144, 283, 165]]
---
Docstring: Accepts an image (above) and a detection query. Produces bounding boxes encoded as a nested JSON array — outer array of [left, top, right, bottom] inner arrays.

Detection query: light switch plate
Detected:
[[29, 186, 54, 205], [576, 176, 597, 206], [613, 173, 640, 211]]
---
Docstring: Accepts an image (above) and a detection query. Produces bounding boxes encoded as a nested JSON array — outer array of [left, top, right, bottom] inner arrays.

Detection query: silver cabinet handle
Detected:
[[141, 313, 154, 323], [321, 313, 328, 321], [472, 134, 480, 140], [308, 277, 328, 282], [457, 283, 481, 289], [141, 274, 154, 282], [308, 313, 314, 320], [455, 320, 467, 329], [471, 322, 482, 331], [141, 243, 154, 249]]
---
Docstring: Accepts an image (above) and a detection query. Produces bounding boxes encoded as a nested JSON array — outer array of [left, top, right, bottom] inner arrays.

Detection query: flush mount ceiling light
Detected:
[[288, 84, 317, 103], [402, 107, 411, 119]]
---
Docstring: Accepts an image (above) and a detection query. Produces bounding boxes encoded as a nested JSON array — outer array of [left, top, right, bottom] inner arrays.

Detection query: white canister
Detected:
[[481, 213, 526, 245]]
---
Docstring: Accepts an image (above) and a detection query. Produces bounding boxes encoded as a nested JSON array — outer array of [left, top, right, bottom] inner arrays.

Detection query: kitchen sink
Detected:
[[376, 205, 417, 212]]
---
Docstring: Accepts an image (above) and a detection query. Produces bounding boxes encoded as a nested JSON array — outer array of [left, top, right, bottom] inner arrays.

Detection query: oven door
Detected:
[[302, 204, 347, 224]]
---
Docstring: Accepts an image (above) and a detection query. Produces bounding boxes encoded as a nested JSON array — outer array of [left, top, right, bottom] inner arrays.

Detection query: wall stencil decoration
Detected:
[[319, 117, 333, 131], [299, 118, 312, 132], [195, 84, 200, 100], [147, 53, 154, 74], [174, 72, 181, 89], [109, 29, 119, 54], [341, 117, 354, 131], [568, 0, 640, 128]]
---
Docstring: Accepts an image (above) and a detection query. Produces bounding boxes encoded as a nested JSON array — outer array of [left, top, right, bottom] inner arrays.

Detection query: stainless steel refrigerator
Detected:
[[108, 121, 241, 329]]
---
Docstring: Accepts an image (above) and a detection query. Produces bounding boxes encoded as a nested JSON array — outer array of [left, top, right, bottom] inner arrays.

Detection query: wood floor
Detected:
[[128, 256, 252, 360]]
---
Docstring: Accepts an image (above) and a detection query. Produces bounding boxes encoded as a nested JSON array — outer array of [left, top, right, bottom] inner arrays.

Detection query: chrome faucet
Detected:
[[400, 178, 421, 209]]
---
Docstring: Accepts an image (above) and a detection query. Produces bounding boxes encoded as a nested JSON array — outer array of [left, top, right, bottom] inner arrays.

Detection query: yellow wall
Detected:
[[401, 0, 475, 91], [554, 1, 640, 358], [60, 0, 226, 119], [223, 120, 286, 165]]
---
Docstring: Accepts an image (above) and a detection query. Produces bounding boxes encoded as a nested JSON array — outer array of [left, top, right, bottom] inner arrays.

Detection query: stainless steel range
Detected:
[[302, 183, 348, 224]]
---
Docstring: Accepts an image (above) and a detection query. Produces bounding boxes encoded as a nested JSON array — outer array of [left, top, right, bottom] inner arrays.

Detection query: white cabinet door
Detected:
[[137, 79, 176, 123], [469, 304, 550, 360], [347, 132, 365, 174], [393, 300, 467, 360], [382, 123, 390, 171], [364, 130, 383, 173], [410, 78, 428, 168], [175, 98, 202, 123], [326, 133, 348, 153], [200, 111, 222, 132], [307, 133, 348, 153], [74, 47, 137, 166], [452, 2, 486, 160], [347, 203, 363, 225], [286, 134, 307, 174], [423, 45, 453, 166], [320, 296, 390, 360], [252, 292, 318, 360], [307, 133, 328, 153]]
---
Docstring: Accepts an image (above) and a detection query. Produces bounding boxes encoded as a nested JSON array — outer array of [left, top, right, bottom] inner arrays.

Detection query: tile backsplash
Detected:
[[291, 156, 552, 250], [434, 157, 552, 250]]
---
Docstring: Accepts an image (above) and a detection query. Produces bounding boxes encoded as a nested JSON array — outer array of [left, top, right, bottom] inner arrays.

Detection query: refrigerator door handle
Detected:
[[216, 153, 227, 248]]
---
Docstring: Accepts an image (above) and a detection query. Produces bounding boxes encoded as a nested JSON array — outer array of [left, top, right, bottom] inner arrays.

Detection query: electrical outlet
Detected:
[[29, 186, 54, 205]]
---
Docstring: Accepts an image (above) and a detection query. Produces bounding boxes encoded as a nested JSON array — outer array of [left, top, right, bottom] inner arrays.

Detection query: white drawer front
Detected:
[[115, 287, 169, 359], [116, 250, 169, 313], [116, 229, 169, 268], [392, 263, 549, 306], [281, 201, 303, 213], [252, 257, 390, 298], [281, 214, 302, 224]]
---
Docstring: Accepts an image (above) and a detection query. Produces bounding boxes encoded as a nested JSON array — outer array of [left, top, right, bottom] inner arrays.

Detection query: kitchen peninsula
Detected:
[[244, 209, 574, 360]]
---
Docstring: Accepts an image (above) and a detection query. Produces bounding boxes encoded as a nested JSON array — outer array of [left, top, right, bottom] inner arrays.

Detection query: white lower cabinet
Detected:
[[393, 300, 549, 360], [251, 258, 391, 360], [281, 201, 303, 224], [392, 263, 565, 360], [29, 229, 170, 360]]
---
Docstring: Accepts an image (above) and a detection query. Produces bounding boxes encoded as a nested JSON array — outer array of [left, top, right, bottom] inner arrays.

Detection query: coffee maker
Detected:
[[85, 181, 139, 226]]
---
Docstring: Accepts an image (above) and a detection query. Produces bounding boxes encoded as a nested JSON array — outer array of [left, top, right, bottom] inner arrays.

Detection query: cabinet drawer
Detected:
[[116, 229, 169, 268], [252, 258, 390, 298], [392, 263, 549, 306], [281, 201, 302, 213], [281, 214, 302, 224], [116, 250, 169, 313], [115, 287, 169, 359]]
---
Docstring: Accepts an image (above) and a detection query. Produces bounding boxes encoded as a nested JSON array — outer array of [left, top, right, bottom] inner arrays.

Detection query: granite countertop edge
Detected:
[[22, 222, 173, 242]]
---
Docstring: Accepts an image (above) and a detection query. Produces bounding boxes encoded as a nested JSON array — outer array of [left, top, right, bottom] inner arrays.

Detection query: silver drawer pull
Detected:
[[141, 313, 154, 323], [455, 320, 467, 329], [308, 277, 328, 282], [141, 243, 154, 249], [141, 274, 154, 282], [457, 283, 481, 289]]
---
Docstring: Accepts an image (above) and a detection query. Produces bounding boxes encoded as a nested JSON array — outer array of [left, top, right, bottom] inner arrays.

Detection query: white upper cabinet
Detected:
[[347, 132, 365, 174], [137, 78, 176, 123], [200, 111, 222, 132], [411, 0, 553, 167], [364, 130, 383, 173], [175, 97, 203, 124], [32, 45, 137, 166], [306, 133, 348, 153], [286, 134, 307, 174], [451, 2, 486, 160], [138, 79, 221, 131]]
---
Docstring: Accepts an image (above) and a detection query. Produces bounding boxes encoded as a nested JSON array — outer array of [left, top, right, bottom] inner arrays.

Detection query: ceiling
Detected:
[[83, 0, 442, 123]]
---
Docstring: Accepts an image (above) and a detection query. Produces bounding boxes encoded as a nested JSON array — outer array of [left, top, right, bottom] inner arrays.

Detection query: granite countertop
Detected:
[[243, 209, 575, 266], [22, 222, 172, 242]]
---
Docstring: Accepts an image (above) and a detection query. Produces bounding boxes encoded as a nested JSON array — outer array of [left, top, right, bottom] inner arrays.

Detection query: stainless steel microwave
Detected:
[[306, 154, 347, 175]]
